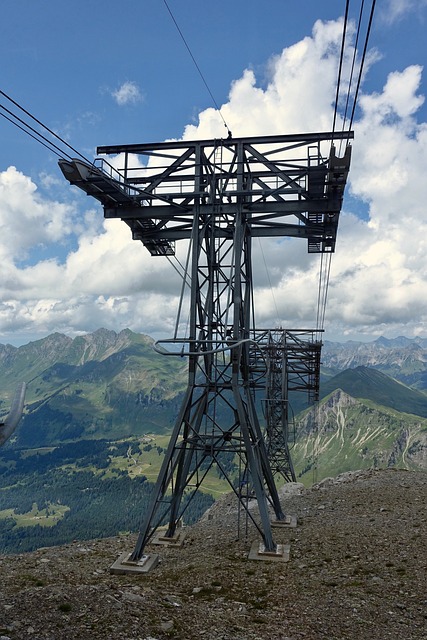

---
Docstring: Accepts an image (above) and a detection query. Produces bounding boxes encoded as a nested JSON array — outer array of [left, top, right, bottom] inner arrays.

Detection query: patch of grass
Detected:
[[0, 502, 70, 528]]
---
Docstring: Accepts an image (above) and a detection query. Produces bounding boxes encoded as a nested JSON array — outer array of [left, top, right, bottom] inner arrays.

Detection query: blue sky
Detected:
[[1, 0, 427, 345]]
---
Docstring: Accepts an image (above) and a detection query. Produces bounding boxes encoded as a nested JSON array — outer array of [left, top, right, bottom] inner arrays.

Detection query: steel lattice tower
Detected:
[[59, 131, 352, 570], [251, 329, 322, 482]]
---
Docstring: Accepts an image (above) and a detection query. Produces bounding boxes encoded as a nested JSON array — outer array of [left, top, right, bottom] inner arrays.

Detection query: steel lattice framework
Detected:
[[59, 131, 352, 565], [250, 329, 322, 482]]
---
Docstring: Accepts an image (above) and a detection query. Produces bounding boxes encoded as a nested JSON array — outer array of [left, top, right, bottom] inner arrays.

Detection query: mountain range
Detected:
[[0, 328, 187, 447], [322, 335, 427, 388], [0, 329, 426, 555], [0, 329, 426, 475], [295, 337, 427, 480]]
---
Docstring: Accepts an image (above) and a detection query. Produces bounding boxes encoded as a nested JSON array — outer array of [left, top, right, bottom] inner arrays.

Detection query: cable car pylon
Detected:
[[59, 131, 352, 573]]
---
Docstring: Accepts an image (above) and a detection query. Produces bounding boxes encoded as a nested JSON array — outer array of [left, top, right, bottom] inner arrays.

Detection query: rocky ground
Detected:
[[0, 468, 426, 640]]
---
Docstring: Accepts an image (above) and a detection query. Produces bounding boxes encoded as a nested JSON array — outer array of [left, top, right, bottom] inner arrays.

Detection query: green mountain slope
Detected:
[[293, 388, 427, 483], [1, 330, 427, 554], [320, 366, 427, 418], [2, 330, 427, 476], [321, 336, 427, 389], [0, 329, 187, 447]]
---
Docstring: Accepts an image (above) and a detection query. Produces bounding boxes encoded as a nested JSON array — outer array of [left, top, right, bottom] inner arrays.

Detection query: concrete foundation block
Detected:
[[110, 552, 159, 575]]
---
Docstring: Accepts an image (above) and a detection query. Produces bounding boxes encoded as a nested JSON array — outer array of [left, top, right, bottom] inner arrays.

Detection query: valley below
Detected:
[[0, 329, 427, 556]]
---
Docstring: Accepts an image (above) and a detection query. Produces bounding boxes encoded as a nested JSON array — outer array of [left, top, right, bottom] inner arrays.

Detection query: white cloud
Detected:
[[0, 166, 74, 261], [112, 81, 143, 106], [184, 19, 348, 139], [2, 17, 427, 344], [381, 0, 427, 24], [181, 18, 427, 341]]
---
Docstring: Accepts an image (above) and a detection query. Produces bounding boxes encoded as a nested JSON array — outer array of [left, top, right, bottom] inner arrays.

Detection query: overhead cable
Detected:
[[316, 252, 333, 334], [163, 0, 232, 138], [0, 100, 74, 161], [332, 0, 350, 138], [349, 0, 377, 131], [333, 0, 377, 139], [0, 110, 67, 159], [337, 0, 365, 154], [323, 1, 377, 334], [0, 87, 92, 164], [258, 238, 281, 327]]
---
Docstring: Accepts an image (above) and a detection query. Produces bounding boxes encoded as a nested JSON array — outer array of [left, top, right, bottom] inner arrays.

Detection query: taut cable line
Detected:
[[321, 1, 377, 337], [332, 0, 351, 139], [163, 0, 232, 138], [0, 87, 92, 163], [349, 0, 377, 132]]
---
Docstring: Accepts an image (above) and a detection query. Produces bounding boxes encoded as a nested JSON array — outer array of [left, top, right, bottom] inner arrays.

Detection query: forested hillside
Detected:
[[0, 328, 187, 447], [0, 438, 214, 554]]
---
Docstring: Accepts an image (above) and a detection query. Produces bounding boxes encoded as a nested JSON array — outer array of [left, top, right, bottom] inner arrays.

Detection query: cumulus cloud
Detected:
[[381, 0, 427, 24], [180, 20, 427, 342], [184, 19, 352, 139], [112, 81, 143, 106], [0, 166, 186, 342], [1, 16, 427, 344], [0, 167, 74, 261]]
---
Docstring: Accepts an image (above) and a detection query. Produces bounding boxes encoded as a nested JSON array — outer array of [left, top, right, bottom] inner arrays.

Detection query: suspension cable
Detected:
[[163, 0, 232, 138], [332, 0, 350, 138], [316, 252, 333, 337], [0, 88, 93, 164], [172, 236, 193, 340], [323, 1, 377, 334], [0, 101, 77, 162], [258, 238, 281, 327], [349, 0, 377, 132], [332, 0, 377, 140], [0, 110, 68, 160], [339, 0, 365, 154]]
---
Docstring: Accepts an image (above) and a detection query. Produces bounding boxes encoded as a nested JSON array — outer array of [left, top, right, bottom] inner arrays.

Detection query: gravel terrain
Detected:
[[0, 468, 426, 640]]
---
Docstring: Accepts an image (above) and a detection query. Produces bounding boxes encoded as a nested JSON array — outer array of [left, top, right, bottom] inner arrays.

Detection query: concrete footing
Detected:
[[151, 529, 186, 547], [248, 540, 290, 562], [271, 514, 297, 528], [110, 552, 159, 575]]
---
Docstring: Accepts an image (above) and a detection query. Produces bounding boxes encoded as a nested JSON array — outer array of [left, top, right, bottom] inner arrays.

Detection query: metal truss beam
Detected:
[[60, 131, 352, 256], [128, 201, 285, 559]]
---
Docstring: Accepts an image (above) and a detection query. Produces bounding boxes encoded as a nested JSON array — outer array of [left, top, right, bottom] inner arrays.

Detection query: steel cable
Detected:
[[0, 88, 92, 164]]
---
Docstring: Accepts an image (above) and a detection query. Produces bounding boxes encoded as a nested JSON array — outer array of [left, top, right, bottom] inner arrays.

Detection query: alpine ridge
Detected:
[[0, 329, 188, 446], [0, 329, 426, 476]]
